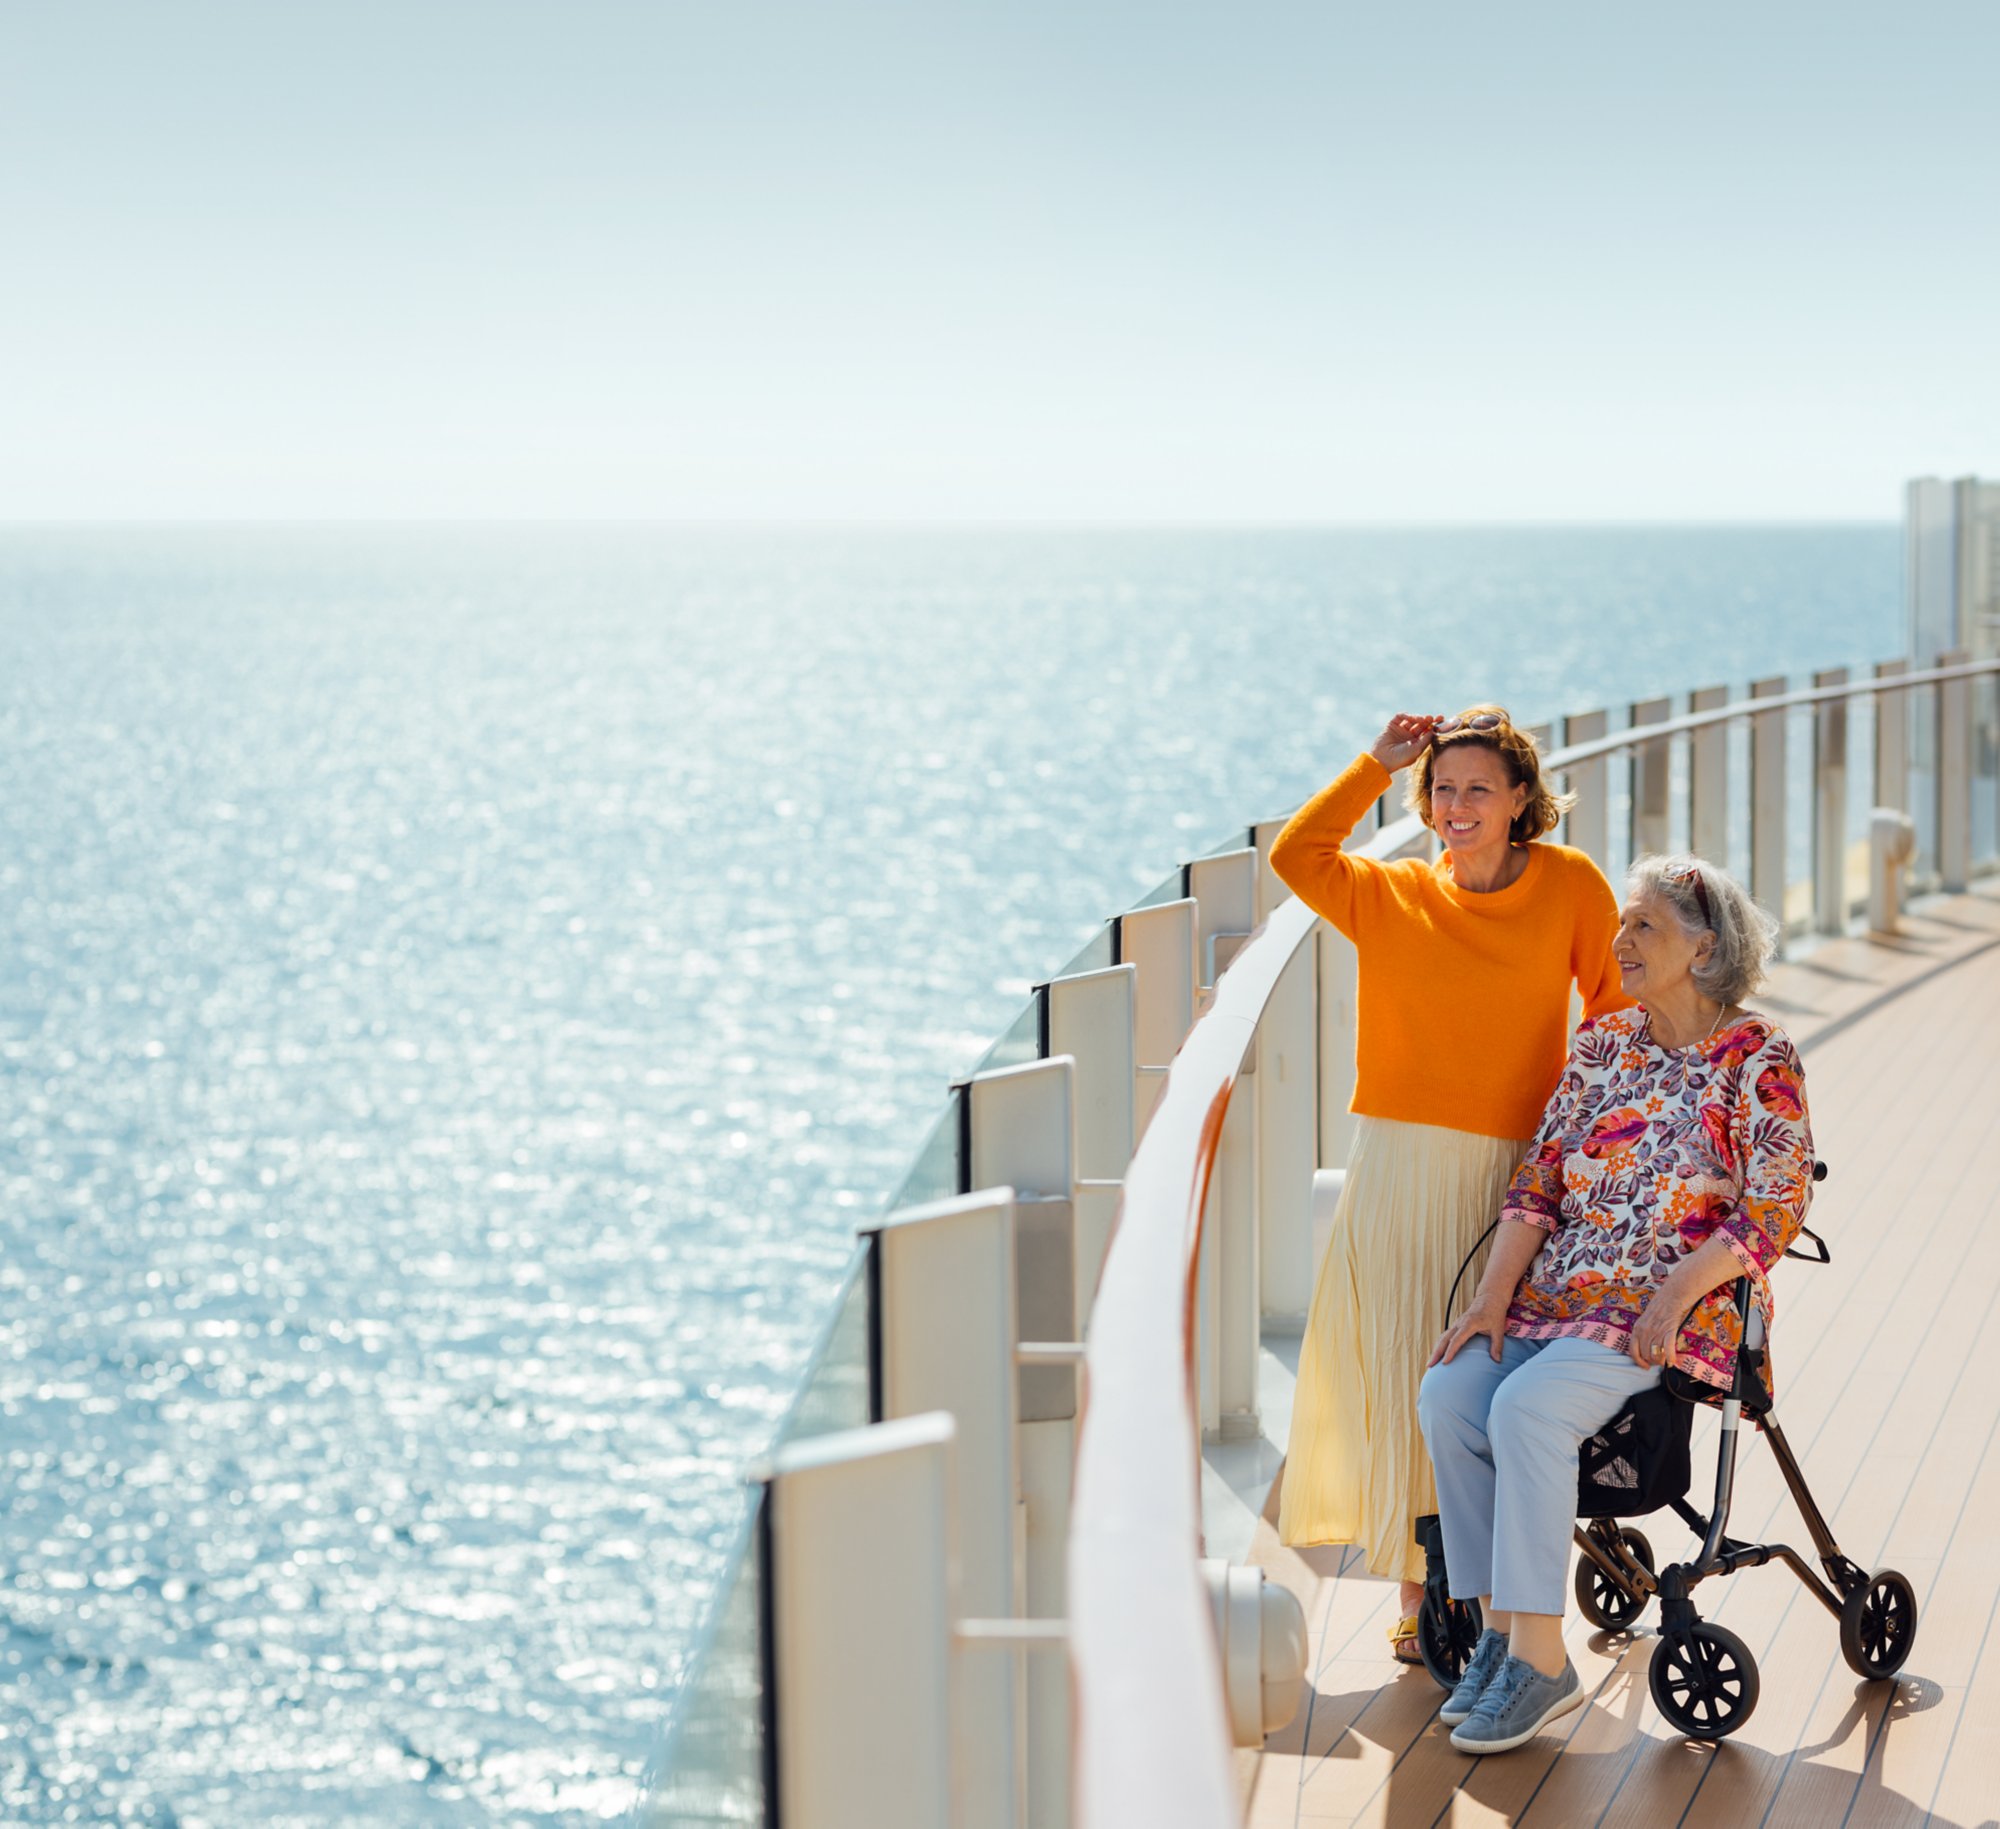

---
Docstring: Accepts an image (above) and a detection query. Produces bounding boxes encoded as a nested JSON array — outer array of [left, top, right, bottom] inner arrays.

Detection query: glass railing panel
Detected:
[[1051, 922, 1115, 980], [884, 1090, 963, 1213], [1127, 869, 1187, 912], [967, 992, 1044, 1078], [635, 1498, 765, 1827], [780, 1244, 873, 1444]]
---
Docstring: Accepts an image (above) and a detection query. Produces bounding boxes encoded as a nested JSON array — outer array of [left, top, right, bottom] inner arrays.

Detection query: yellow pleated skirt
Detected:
[[1278, 1115, 1529, 1584]]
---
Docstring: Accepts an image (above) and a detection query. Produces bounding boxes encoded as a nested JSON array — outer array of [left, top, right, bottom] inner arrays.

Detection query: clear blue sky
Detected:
[[3, 2, 1993, 522]]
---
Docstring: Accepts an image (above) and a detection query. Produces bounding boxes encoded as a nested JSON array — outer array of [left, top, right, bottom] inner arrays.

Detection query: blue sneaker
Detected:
[[1448, 1654, 1584, 1754], [1438, 1627, 1509, 1727]]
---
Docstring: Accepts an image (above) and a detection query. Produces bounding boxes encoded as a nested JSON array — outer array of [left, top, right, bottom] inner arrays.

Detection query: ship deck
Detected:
[[1233, 883, 2000, 1828]]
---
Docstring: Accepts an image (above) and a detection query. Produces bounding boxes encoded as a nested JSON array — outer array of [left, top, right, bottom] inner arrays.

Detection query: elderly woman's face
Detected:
[[1428, 744, 1527, 859], [1615, 890, 1712, 1004]]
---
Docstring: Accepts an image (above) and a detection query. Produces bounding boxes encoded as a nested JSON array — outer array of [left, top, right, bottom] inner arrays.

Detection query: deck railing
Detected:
[[637, 649, 1999, 1829]]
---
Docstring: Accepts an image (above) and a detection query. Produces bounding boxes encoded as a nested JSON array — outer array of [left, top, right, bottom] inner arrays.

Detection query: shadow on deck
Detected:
[[1234, 885, 2000, 1828]]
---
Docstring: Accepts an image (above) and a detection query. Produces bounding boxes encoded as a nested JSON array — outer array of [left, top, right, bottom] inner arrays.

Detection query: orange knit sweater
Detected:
[[1270, 753, 1630, 1142]]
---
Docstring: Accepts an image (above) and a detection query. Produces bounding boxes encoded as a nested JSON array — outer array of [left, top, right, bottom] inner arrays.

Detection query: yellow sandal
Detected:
[[1389, 1614, 1424, 1665]]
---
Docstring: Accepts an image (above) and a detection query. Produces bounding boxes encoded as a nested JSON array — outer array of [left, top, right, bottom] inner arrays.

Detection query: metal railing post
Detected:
[[1940, 649, 1973, 891], [1188, 849, 1256, 991], [1874, 658, 1909, 813], [865, 1194, 1024, 1829], [1116, 899, 1197, 1141], [1254, 935, 1317, 1328], [1690, 684, 1730, 866], [1044, 965, 1137, 1322], [1813, 666, 1850, 934], [964, 1058, 1079, 1829], [1187, 849, 1261, 1443], [1629, 694, 1672, 860], [1750, 675, 1789, 934], [1564, 709, 1609, 866], [764, 1415, 957, 1829]]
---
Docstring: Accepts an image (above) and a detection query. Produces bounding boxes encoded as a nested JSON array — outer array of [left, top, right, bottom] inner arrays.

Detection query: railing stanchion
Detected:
[[763, 1415, 958, 1829], [1045, 965, 1137, 1321], [1813, 666, 1850, 934], [1255, 937, 1318, 1328], [1751, 675, 1789, 939], [1117, 899, 1198, 1141], [1630, 694, 1672, 860], [864, 1194, 1024, 1829], [1874, 658, 1910, 815], [1940, 649, 1973, 891], [1564, 709, 1609, 866], [1690, 684, 1730, 868], [965, 1059, 1080, 1829]]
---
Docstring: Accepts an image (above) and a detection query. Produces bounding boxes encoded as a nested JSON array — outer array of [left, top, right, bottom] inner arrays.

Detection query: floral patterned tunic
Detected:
[[1501, 1008, 1814, 1391]]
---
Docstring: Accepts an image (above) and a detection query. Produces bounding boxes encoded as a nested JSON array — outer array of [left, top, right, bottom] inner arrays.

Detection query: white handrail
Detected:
[[1540, 654, 1999, 772]]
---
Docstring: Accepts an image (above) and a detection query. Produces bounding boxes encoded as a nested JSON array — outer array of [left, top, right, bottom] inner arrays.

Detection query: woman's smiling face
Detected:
[[1615, 889, 1712, 1004], [1427, 744, 1528, 864]]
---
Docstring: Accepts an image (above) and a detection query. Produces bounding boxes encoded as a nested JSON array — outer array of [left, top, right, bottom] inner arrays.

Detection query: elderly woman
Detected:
[[1416, 854, 1814, 1755], [1271, 709, 1627, 1659]]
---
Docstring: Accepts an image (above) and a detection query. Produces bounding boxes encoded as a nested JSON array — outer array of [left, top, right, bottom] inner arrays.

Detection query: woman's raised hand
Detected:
[[1371, 713, 1440, 774]]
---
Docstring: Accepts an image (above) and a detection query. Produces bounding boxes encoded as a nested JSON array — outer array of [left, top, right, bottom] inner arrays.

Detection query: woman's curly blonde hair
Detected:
[[1405, 704, 1573, 845]]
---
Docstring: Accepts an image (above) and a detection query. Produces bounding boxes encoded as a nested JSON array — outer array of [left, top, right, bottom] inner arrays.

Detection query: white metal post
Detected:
[[1940, 650, 1972, 891], [1690, 684, 1729, 867], [1197, 1140, 1222, 1441], [1255, 938, 1317, 1327], [1118, 898, 1197, 1140], [1188, 845, 1261, 1442], [1813, 666, 1850, 934], [964, 1058, 1077, 1829], [1314, 922, 1359, 1173], [1044, 965, 1136, 1320], [1213, 1070, 1259, 1441], [1251, 818, 1290, 924], [864, 1194, 1023, 1829], [1629, 695, 1672, 860], [1874, 659, 1909, 814], [765, 1414, 957, 1829], [1750, 675, 1789, 936], [1187, 849, 1257, 990], [1564, 709, 1609, 866]]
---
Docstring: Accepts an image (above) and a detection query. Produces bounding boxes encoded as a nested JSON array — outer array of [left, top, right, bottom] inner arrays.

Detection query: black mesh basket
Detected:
[[1576, 1383, 1693, 1519]]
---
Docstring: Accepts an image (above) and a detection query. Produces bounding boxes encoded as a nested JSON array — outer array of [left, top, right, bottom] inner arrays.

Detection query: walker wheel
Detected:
[[1839, 1569, 1918, 1679], [1649, 1622, 1760, 1740], [1416, 1591, 1484, 1692], [1574, 1527, 1654, 1631]]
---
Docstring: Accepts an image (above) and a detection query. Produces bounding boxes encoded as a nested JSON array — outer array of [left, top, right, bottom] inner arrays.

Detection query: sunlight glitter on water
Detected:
[[0, 523, 1899, 1822]]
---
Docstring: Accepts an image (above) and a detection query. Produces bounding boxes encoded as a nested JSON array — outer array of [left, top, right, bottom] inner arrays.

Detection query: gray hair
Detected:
[[1626, 853, 1778, 1007]]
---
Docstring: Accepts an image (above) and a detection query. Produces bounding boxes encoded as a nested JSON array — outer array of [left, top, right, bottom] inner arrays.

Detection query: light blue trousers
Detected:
[[1416, 1334, 1660, 1617]]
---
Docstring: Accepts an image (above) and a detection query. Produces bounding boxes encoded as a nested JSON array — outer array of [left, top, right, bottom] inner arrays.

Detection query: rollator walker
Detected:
[[1414, 1163, 1919, 1740]]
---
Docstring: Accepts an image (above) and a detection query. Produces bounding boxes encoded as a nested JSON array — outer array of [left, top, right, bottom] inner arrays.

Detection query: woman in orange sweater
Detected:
[[1271, 707, 1627, 1662]]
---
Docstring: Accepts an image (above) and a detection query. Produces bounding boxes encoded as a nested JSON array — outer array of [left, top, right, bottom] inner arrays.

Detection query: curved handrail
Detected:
[[1539, 654, 1999, 772], [1067, 889, 1317, 1829]]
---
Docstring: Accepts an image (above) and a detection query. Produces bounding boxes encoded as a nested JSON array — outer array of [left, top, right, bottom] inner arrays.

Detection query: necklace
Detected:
[[1651, 1001, 1727, 1051]]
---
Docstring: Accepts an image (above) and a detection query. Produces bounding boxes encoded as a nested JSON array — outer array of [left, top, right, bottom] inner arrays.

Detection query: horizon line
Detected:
[[0, 513, 1905, 533]]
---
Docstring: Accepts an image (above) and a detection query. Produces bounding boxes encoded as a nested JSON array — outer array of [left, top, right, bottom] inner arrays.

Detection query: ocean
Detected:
[[0, 522, 1900, 1823]]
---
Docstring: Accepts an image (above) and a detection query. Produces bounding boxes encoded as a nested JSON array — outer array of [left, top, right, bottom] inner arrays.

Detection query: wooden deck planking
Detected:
[[1238, 888, 2000, 1828]]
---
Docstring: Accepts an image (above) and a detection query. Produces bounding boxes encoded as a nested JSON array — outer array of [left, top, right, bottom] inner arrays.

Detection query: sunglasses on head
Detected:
[[1666, 862, 1713, 926], [1433, 712, 1506, 739]]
